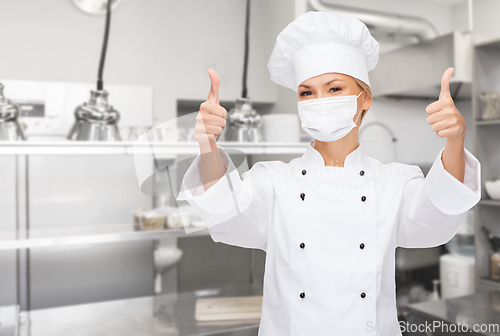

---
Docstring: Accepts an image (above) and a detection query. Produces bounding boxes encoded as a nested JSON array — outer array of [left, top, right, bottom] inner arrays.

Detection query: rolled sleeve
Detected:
[[176, 145, 272, 251], [425, 146, 481, 215], [396, 146, 481, 248], [177, 146, 242, 223]]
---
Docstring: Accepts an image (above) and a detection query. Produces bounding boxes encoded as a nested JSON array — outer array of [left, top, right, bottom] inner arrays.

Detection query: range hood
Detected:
[[306, 0, 472, 101], [369, 31, 473, 100]]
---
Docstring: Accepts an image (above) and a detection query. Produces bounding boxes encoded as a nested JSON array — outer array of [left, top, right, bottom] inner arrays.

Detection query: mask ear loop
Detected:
[[353, 91, 364, 126]]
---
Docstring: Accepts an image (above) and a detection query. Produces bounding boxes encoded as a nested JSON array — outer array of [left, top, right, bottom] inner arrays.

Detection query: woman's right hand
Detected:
[[194, 69, 228, 145]]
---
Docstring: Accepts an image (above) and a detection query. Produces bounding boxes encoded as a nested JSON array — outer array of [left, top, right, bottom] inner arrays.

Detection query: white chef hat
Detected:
[[267, 11, 379, 92]]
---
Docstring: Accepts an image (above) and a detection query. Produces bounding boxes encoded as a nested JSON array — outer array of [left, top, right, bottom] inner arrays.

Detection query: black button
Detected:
[[300, 292, 305, 298], [359, 243, 365, 249], [300, 193, 305, 201], [359, 170, 365, 176], [302, 169, 307, 175], [361, 196, 366, 202], [300, 243, 305, 249], [361, 292, 366, 298]]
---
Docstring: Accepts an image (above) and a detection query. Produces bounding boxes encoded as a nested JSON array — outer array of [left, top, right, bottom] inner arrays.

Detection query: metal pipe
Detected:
[[308, 0, 439, 41], [468, 0, 473, 33], [359, 121, 398, 162]]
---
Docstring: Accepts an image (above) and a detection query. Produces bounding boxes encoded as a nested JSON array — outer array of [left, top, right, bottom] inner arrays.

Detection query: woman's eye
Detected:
[[329, 87, 341, 92], [299, 91, 312, 97]]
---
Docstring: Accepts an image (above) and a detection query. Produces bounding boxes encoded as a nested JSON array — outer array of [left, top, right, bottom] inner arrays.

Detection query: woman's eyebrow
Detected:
[[324, 79, 342, 85], [299, 79, 342, 89]]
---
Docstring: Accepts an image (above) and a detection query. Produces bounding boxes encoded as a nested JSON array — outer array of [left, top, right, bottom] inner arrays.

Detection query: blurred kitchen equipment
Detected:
[[151, 124, 164, 141], [218, 98, 263, 142], [218, 0, 263, 143], [407, 284, 430, 303], [132, 207, 167, 231], [491, 253, 500, 280], [482, 227, 500, 280], [128, 126, 139, 141], [428, 279, 440, 301], [440, 254, 475, 299], [67, 90, 121, 141], [195, 296, 262, 321], [160, 125, 181, 142], [185, 127, 196, 142], [153, 239, 183, 294], [481, 226, 500, 251], [0, 79, 152, 139], [132, 204, 196, 231], [485, 178, 500, 200], [369, 31, 472, 100], [0, 305, 19, 336], [72, 0, 123, 15], [0, 83, 26, 141], [395, 247, 441, 271], [262, 114, 299, 142], [478, 90, 500, 120], [167, 205, 194, 229], [441, 211, 475, 299], [307, 0, 438, 41], [309, 0, 474, 100], [119, 126, 131, 140], [67, 0, 122, 141], [445, 210, 475, 257], [359, 121, 398, 163]]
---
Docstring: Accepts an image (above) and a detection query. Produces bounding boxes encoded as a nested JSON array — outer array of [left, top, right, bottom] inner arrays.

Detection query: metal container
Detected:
[[218, 97, 263, 142], [67, 90, 121, 141], [0, 83, 26, 141]]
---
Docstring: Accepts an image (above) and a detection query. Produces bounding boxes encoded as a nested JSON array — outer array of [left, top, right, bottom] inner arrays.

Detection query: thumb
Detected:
[[207, 69, 220, 105], [439, 67, 454, 100]]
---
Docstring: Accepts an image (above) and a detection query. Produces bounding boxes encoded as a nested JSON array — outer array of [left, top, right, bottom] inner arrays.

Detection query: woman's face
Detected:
[[297, 72, 372, 114]]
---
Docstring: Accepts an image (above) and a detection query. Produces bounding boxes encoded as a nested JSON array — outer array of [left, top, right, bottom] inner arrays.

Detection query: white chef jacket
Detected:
[[176, 140, 481, 336]]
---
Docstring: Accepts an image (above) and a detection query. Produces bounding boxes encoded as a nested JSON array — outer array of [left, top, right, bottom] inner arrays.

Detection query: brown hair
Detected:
[[353, 78, 372, 125]]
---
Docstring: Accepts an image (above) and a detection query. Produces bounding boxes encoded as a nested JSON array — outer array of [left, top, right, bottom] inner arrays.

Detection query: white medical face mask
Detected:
[[297, 91, 363, 142]]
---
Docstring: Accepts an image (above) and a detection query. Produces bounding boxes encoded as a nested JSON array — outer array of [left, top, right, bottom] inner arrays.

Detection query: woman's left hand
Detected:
[[425, 67, 466, 140]]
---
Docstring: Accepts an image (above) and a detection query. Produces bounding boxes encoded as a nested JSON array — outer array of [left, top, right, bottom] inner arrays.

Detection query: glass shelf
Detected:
[[0, 224, 209, 250], [0, 141, 310, 156]]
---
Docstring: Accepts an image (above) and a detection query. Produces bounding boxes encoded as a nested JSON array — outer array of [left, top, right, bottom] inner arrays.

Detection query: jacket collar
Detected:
[[300, 140, 366, 168]]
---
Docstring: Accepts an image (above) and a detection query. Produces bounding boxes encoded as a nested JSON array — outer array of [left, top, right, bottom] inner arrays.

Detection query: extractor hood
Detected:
[[306, 0, 472, 101], [369, 31, 473, 100]]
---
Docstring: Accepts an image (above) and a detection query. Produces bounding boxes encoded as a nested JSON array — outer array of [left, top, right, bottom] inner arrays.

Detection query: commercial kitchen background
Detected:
[[1, 0, 500, 335]]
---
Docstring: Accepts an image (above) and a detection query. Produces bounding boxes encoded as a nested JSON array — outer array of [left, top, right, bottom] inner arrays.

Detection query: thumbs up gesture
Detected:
[[194, 69, 228, 145], [425, 67, 466, 140]]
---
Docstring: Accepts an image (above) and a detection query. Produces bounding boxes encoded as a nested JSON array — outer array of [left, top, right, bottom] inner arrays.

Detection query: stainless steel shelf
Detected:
[[478, 199, 500, 207], [475, 119, 500, 126], [0, 224, 209, 250], [473, 37, 500, 294], [0, 141, 310, 156], [479, 276, 500, 285], [474, 35, 500, 49]]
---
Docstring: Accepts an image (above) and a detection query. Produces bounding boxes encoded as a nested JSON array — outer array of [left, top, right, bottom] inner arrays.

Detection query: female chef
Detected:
[[177, 11, 481, 336]]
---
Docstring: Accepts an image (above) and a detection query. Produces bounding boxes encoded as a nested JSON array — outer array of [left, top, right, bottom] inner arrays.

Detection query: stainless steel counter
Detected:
[[406, 291, 500, 336], [18, 285, 263, 336]]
